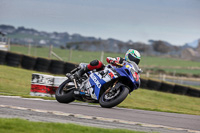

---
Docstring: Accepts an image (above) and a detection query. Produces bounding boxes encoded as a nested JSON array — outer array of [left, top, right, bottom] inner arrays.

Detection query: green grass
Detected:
[[10, 45, 200, 75], [141, 56, 200, 68], [119, 89, 200, 115], [0, 65, 200, 115], [0, 118, 144, 133], [0, 65, 52, 95]]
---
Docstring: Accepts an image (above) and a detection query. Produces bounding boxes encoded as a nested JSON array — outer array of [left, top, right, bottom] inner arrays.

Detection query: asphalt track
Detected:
[[0, 95, 200, 133]]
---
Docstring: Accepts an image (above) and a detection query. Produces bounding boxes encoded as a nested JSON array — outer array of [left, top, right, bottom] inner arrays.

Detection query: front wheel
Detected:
[[55, 79, 75, 103], [99, 86, 129, 108]]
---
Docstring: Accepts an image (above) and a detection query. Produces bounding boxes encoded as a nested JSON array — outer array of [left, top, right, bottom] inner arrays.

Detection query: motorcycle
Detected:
[[55, 61, 142, 108]]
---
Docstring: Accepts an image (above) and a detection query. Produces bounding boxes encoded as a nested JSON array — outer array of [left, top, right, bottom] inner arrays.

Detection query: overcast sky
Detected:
[[0, 0, 199, 45]]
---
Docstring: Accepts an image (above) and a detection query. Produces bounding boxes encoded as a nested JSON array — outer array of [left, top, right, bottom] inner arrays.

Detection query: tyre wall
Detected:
[[21, 55, 37, 70], [147, 79, 162, 91], [186, 88, 200, 97], [159, 82, 174, 93], [64, 62, 78, 74], [173, 84, 188, 95], [49, 60, 65, 74], [140, 77, 200, 97], [0, 50, 7, 64], [34, 57, 51, 72], [140, 78, 148, 89], [6, 52, 22, 67]]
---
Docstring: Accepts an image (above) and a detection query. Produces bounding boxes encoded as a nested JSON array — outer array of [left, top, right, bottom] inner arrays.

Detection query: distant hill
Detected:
[[184, 39, 200, 48], [0, 24, 199, 61]]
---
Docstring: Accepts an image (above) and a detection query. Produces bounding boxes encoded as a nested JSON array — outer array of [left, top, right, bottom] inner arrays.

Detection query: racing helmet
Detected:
[[125, 49, 141, 65]]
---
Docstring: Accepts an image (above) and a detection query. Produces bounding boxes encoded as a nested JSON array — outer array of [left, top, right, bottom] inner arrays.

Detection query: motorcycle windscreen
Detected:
[[89, 73, 106, 100]]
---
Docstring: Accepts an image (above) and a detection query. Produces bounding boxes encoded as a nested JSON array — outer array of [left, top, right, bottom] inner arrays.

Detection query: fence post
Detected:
[[173, 70, 176, 82], [68, 48, 72, 61], [146, 71, 150, 78], [162, 74, 166, 81], [49, 45, 53, 59], [28, 44, 31, 55], [100, 51, 104, 63], [34, 44, 37, 56], [7, 38, 10, 51]]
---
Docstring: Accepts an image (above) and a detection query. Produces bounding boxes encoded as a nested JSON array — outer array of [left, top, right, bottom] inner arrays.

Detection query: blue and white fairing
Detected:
[[87, 62, 140, 100], [115, 61, 140, 91], [87, 67, 119, 100]]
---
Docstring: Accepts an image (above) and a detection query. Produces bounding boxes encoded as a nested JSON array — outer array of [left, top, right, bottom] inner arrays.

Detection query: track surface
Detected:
[[0, 96, 200, 132]]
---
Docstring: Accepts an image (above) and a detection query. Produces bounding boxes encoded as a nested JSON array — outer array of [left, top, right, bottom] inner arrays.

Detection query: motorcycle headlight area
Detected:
[[130, 68, 139, 82]]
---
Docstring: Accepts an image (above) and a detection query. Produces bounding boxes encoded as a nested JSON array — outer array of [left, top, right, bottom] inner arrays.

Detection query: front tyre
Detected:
[[99, 86, 129, 108], [55, 79, 75, 103]]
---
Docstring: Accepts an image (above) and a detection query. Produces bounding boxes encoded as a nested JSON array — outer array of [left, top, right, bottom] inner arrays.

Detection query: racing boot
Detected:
[[75, 66, 90, 79], [67, 66, 89, 81]]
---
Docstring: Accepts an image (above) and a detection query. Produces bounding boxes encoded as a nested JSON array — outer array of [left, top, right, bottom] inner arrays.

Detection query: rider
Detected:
[[70, 49, 141, 80]]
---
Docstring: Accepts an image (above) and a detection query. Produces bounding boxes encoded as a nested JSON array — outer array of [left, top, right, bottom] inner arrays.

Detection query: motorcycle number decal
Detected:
[[108, 71, 115, 79], [133, 72, 139, 82]]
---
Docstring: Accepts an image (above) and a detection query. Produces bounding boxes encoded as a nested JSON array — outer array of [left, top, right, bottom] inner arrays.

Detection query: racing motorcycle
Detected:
[[55, 61, 142, 108]]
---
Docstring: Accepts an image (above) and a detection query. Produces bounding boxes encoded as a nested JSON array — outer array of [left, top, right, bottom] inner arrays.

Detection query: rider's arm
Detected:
[[106, 57, 124, 65]]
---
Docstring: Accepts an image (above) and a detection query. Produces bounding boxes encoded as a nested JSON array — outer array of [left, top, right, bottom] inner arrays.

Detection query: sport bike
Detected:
[[55, 61, 142, 108]]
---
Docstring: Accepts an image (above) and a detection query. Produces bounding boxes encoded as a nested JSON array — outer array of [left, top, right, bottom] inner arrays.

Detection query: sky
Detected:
[[0, 0, 200, 46]]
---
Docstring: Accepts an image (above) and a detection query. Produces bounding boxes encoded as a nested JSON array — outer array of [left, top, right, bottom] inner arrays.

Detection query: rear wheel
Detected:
[[99, 85, 129, 108], [55, 79, 75, 103]]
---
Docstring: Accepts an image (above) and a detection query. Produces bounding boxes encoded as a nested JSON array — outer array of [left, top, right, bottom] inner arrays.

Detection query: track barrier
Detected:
[[21, 55, 37, 70], [0, 50, 199, 98], [6, 52, 22, 67], [0, 50, 7, 64], [30, 73, 67, 97], [160, 82, 174, 93], [147, 79, 162, 91]]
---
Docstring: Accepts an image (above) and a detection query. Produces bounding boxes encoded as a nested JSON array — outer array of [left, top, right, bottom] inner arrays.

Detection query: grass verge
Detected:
[[0, 118, 144, 133]]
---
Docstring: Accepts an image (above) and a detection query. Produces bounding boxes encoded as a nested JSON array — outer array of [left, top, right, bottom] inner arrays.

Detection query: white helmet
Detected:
[[125, 49, 141, 65]]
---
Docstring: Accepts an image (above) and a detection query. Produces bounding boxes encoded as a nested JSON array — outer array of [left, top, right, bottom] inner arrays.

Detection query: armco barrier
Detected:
[[0, 50, 7, 64], [30, 73, 67, 97]]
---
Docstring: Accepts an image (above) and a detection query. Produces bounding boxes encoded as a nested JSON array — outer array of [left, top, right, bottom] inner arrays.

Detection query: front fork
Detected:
[[105, 80, 118, 94], [73, 79, 78, 89]]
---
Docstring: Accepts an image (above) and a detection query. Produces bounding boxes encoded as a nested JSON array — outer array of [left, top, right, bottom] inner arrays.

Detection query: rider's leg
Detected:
[[74, 60, 104, 79]]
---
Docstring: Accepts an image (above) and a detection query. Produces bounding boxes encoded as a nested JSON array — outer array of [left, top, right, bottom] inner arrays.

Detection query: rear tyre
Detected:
[[99, 86, 129, 108], [55, 79, 75, 103]]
